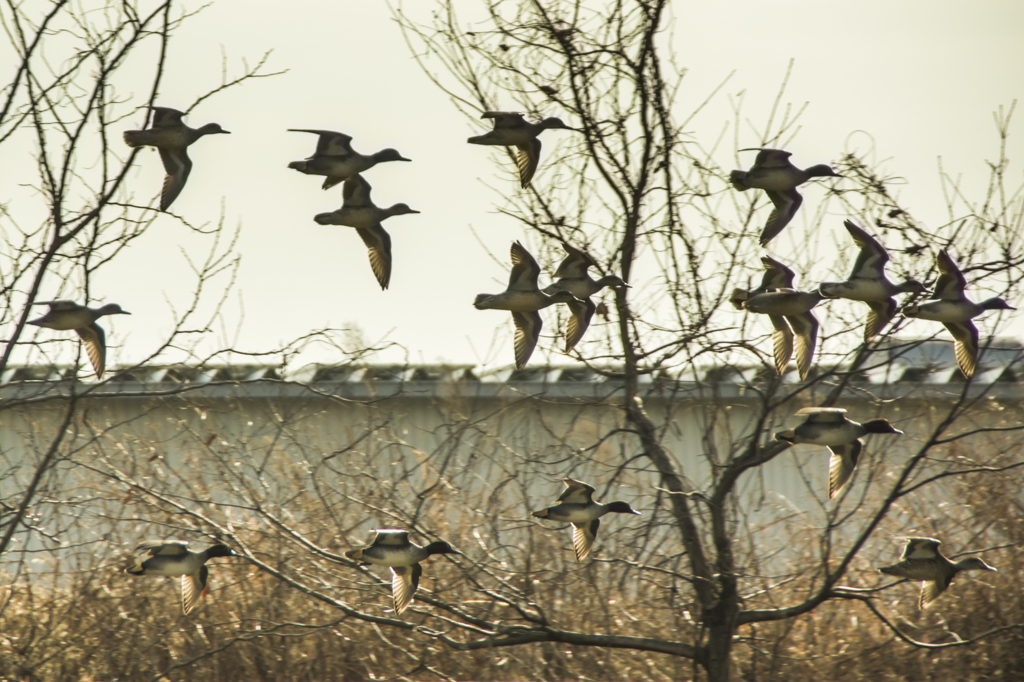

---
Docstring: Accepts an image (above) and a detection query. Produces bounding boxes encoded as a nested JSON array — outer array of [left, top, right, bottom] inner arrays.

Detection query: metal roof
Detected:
[[1, 340, 1021, 400]]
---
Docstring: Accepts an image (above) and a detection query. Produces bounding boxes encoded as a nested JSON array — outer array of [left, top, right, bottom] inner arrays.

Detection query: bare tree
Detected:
[[0, 2, 296, 670], [382, 1, 1024, 679], [3, 1, 1024, 681]]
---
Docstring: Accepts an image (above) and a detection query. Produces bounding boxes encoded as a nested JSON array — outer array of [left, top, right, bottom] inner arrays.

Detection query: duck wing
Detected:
[[901, 537, 943, 560], [356, 225, 392, 291], [180, 565, 209, 615], [150, 107, 185, 128], [864, 299, 897, 341], [768, 314, 794, 376], [557, 477, 596, 504], [934, 249, 968, 300], [758, 188, 803, 246], [572, 519, 600, 562], [511, 310, 542, 369], [752, 148, 792, 167], [35, 300, 79, 311], [943, 320, 979, 378], [554, 241, 596, 280], [342, 174, 374, 208], [371, 529, 410, 546], [919, 578, 950, 609], [136, 540, 190, 556], [827, 440, 862, 499], [760, 255, 796, 291], [75, 322, 107, 379], [564, 297, 595, 353], [844, 220, 890, 279], [157, 147, 192, 211], [786, 309, 818, 380], [288, 129, 354, 157], [508, 240, 541, 291], [728, 169, 751, 191], [516, 139, 541, 188], [390, 564, 422, 614], [483, 111, 528, 128]]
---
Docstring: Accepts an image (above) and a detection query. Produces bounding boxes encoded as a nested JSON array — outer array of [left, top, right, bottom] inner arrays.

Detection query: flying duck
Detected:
[[818, 220, 926, 340], [532, 477, 640, 562], [125, 540, 236, 615], [474, 241, 578, 368], [775, 407, 903, 499], [902, 249, 1014, 378], [468, 111, 571, 187], [313, 174, 419, 290], [542, 241, 629, 352], [730, 148, 840, 246], [345, 529, 459, 614], [879, 537, 997, 610], [28, 300, 130, 378], [123, 107, 230, 211], [288, 129, 410, 189]]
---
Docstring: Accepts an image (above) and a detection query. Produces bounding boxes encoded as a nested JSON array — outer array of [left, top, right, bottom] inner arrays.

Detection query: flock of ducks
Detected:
[[123, 476, 996, 617], [31, 107, 589, 371], [25, 108, 1003, 615], [125, 478, 639, 615], [26, 108, 1014, 375], [729, 191, 1014, 381]]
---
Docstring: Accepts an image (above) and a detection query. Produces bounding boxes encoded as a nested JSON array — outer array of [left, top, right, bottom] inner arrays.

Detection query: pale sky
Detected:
[[6, 1, 1024, 372]]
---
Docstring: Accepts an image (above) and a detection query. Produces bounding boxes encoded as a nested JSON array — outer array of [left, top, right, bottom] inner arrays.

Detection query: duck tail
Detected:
[[473, 294, 493, 310], [287, 160, 308, 172], [729, 170, 751, 191], [774, 429, 797, 444], [729, 288, 750, 310], [531, 509, 549, 518], [122, 131, 144, 148], [125, 563, 145, 575]]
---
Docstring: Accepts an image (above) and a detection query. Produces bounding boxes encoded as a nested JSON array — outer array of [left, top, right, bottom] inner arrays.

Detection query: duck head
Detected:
[[954, 556, 997, 572], [980, 297, 1015, 311], [198, 123, 230, 136], [597, 275, 630, 289], [861, 419, 902, 435], [205, 544, 236, 559], [386, 203, 420, 217], [606, 501, 640, 515], [424, 541, 460, 556], [805, 164, 841, 179], [541, 117, 572, 131], [375, 148, 411, 163], [98, 303, 131, 316]]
